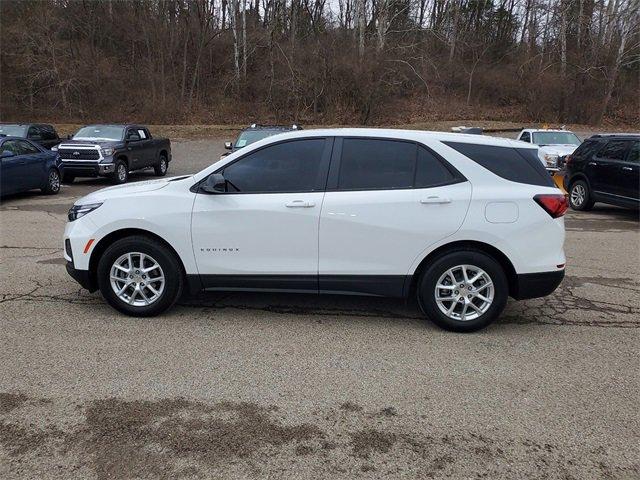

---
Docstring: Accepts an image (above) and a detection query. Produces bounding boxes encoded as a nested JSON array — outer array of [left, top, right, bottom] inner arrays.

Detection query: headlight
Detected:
[[51, 145, 58, 151], [101, 147, 115, 157], [543, 154, 559, 166], [68, 203, 102, 221]]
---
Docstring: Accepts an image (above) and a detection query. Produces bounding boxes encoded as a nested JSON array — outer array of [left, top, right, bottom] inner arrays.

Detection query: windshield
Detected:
[[235, 130, 282, 149], [0, 125, 27, 137], [532, 132, 581, 146], [73, 125, 124, 141]]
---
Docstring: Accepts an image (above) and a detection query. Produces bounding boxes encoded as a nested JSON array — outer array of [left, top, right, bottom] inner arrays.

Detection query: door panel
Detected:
[[319, 182, 472, 278], [620, 142, 639, 201], [191, 192, 325, 281], [592, 140, 632, 197]]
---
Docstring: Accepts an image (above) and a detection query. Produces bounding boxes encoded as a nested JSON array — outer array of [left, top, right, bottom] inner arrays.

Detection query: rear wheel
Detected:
[[417, 250, 508, 332], [569, 179, 594, 211], [154, 154, 168, 176], [111, 160, 128, 184], [42, 168, 60, 195], [97, 236, 183, 316]]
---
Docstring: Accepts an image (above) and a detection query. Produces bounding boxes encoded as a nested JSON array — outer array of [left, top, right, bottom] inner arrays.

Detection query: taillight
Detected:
[[534, 194, 568, 218]]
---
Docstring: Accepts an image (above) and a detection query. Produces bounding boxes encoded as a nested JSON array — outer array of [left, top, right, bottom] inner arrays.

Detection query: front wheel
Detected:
[[42, 168, 61, 195], [97, 236, 184, 316], [111, 161, 129, 184], [154, 154, 168, 176], [417, 250, 508, 332], [569, 179, 594, 211]]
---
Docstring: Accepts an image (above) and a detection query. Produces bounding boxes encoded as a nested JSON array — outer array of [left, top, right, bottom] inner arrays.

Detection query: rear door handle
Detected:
[[285, 200, 315, 208], [588, 161, 598, 166], [420, 196, 451, 204], [622, 166, 633, 171]]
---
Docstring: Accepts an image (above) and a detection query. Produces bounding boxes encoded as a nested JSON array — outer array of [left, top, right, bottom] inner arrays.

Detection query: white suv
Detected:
[[64, 129, 567, 332]]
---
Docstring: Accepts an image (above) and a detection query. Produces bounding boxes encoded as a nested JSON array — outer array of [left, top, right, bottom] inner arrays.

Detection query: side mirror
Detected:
[[0, 150, 15, 159], [66, 134, 73, 140], [224, 141, 233, 150], [201, 173, 226, 193]]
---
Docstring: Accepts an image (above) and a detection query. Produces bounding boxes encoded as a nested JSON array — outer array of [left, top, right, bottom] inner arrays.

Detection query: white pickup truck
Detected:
[[516, 129, 582, 171]]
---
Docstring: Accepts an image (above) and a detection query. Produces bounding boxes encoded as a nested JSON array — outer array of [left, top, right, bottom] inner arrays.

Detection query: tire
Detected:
[[111, 160, 129, 184], [97, 235, 184, 317], [417, 250, 508, 332], [42, 168, 61, 195], [62, 173, 75, 184], [569, 179, 594, 211], [154, 154, 168, 176]]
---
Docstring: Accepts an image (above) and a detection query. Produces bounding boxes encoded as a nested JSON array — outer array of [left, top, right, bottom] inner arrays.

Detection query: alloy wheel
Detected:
[[49, 170, 60, 192], [434, 264, 494, 321], [110, 252, 165, 306], [571, 184, 586, 207]]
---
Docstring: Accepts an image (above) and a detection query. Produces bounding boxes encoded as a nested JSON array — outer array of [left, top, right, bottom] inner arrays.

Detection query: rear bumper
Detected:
[[512, 270, 564, 300], [66, 261, 97, 292]]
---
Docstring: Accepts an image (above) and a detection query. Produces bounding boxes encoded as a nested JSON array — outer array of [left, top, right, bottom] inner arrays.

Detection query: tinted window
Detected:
[[599, 140, 631, 160], [572, 139, 602, 160], [338, 139, 416, 190], [1, 140, 20, 155], [27, 126, 42, 139], [415, 146, 456, 187], [443, 141, 554, 187], [17, 140, 40, 154], [627, 142, 639, 163], [222, 139, 327, 193], [41, 125, 57, 140]]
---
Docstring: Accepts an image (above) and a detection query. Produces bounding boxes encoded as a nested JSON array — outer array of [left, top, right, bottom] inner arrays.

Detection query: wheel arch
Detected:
[[567, 172, 590, 190], [116, 154, 129, 166], [88, 228, 189, 292], [405, 240, 518, 299], [159, 149, 168, 161]]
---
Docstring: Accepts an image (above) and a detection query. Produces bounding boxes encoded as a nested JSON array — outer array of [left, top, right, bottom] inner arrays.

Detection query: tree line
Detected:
[[1, 0, 638, 125]]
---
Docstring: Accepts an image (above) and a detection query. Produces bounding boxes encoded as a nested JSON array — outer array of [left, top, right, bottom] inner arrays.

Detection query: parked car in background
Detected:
[[53, 124, 171, 184], [564, 133, 639, 211], [516, 128, 581, 171], [222, 124, 301, 158], [64, 129, 566, 332], [0, 136, 62, 196], [0, 123, 62, 150]]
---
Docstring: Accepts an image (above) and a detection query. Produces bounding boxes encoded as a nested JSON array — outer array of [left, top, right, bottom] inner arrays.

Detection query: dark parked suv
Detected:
[[564, 134, 639, 210], [0, 123, 62, 150]]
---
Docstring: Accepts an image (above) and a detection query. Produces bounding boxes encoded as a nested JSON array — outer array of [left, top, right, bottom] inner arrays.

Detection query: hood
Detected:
[[74, 177, 187, 205], [537, 145, 578, 157], [58, 139, 123, 148]]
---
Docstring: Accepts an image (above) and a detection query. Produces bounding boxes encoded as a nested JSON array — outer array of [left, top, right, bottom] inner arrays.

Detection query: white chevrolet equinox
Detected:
[[64, 129, 567, 332]]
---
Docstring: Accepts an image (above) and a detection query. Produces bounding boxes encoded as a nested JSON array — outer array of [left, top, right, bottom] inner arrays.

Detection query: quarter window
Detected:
[[520, 132, 531, 143], [222, 139, 327, 193], [627, 142, 639, 163], [338, 139, 416, 190], [415, 146, 456, 188]]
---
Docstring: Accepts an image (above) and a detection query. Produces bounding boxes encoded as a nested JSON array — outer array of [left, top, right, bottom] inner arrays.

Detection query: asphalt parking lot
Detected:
[[1, 138, 639, 479]]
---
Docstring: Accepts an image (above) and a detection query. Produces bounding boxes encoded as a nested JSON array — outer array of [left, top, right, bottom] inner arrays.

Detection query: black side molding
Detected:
[[512, 270, 564, 300]]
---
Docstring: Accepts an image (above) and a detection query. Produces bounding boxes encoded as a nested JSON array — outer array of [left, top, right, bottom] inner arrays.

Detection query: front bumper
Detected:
[[61, 161, 115, 177], [66, 261, 97, 292], [512, 270, 565, 300]]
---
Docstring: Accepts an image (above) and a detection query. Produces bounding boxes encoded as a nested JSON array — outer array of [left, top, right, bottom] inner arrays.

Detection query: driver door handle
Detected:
[[420, 196, 451, 204], [285, 200, 315, 208], [588, 161, 598, 166], [622, 166, 633, 171]]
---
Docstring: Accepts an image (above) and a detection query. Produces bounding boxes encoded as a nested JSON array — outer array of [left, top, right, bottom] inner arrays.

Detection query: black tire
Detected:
[[96, 235, 184, 317], [417, 249, 508, 332], [154, 154, 168, 176], [111, 160, 129, 184], [62, 173, 75, 184], [42, 168, 61, 195], [568, 179, 594, 211]]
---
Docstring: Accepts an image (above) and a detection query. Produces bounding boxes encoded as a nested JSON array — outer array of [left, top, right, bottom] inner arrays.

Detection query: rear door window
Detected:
[[338, 139, 416, 190], [598, 140, 632, 161], [443, 141, 554, 187], [626, 142, 639, 163]]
